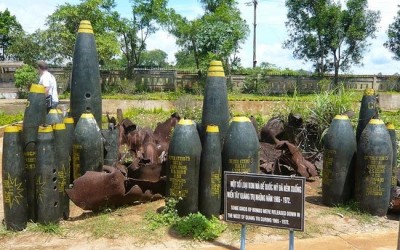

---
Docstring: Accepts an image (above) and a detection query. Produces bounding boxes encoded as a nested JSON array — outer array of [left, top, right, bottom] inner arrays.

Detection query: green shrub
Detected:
[[310, 85, 357, 135], [145, 198, 226, 241], [173, 213, 226, 241], [0, 112, 23, 126], [174, 95, 202, 121], [123, 107, 172, 129], [102, 78, 136, 94], [14, 65, 38, 96], [144, 197, 179, 230]]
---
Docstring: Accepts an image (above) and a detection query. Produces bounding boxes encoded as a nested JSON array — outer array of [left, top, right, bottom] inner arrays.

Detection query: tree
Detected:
[[0, 9, 23, 60], [198, 0, 235, 12], [117, 0, 169, 78], [174, 49, 197, 69], [14, 65, 38, 96], [44, 0, 121, 66], [168, 2, 249, 73], [384, 5, 400, 60], [284, 0, 380, 85], [139, 49, 168, 67], [8, 30, 46, 66]]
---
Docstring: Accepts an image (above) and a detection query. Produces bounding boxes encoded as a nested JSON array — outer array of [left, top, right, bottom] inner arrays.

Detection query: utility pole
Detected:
[[246, 1, 258, 68]]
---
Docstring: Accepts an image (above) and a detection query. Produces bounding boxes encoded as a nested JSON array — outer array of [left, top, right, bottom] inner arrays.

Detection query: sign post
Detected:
[[224, 172, 306, 249], [240, 224, 246, 250]]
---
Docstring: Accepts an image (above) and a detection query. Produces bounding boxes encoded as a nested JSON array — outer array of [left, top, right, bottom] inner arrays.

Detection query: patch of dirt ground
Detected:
[[0, 137, 398, 250]]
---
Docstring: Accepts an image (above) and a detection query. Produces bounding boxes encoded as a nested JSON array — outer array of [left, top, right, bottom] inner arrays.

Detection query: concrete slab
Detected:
[[200, 230, 398, 250]]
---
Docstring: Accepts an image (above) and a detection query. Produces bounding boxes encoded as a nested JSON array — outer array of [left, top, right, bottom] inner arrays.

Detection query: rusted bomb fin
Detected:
[[66, 166, 166, 211], [275, 141, 318, 178], [154, 112, 181, 143], [66, 167, 126, 211]]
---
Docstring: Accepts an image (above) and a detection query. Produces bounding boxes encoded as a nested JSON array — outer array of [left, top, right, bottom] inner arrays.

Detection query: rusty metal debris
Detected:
[[66, 166, 165, 211], [67, 113, 178, 211], [259, 141, 318, 178], [67, 111, 323, 211]]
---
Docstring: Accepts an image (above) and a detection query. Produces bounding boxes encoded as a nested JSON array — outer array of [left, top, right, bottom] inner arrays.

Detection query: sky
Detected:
[[0, 0, 399, 75]]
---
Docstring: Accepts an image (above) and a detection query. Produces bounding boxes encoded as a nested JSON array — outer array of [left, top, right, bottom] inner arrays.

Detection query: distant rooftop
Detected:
[[0, 61, 24, 73]]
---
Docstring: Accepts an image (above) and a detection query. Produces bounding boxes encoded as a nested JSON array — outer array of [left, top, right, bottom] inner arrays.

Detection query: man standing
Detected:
[[37, 61, 58, 110]]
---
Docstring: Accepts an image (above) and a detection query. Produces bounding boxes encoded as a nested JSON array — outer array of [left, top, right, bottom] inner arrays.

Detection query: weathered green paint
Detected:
[[53, 124, 70, 220], [22, 84, 46, 222], [356, 89, 377, 142], [166, 119, 202, 216], [222, 117, 259, 174], [355, 119, 392, 216], [322, 115, 356, 205], [386, 124, 398, 198], [102, 126, 119, 166], [2, 126, 28, 231], [46, 109, 62, 125], [36, 126, 59, 224], [201, 61, 230, 144], [64, 118, 74, 183], [221, 117, 259, 211], [70, 21, 102, 127], [199, 125, 222, 218], [73, 113, 104, 179]]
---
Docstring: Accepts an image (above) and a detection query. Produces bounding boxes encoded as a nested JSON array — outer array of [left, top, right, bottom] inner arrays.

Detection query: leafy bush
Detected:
[[144, 198, 179, 230], [0, 112, 23, 126], [174, 95, 202, 121], [173, 213, 226, 241], [310, 85, 357, 135], [123, 107, 172, 129], [14, 65, 38, 97], [102, 78, 136, 94], [145, 198, 227, 241]]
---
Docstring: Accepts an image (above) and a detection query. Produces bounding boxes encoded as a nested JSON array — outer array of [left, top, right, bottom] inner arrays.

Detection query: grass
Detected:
[[0, 112, 23, 126], [330, 201, 375, 224], [380, 110, 400, 129], [27, 222, 64, 235], [100, 91, 363, 102], [68, 205, 166, 243], [144, 198, 227, 241], [123, 107, 172, 129]]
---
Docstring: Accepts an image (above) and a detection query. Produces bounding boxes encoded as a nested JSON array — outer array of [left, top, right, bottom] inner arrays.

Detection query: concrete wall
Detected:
[[2, 68, 400, 98], [378, 93, 400, 110]]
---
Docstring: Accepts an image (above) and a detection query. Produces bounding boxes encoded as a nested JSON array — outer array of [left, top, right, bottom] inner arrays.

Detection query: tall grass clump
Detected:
[[309, 85, 358, 136]]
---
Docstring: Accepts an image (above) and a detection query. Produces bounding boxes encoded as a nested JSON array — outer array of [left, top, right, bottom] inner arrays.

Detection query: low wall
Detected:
[[378, 93, 400, 111], [2, 68, 400, 99]]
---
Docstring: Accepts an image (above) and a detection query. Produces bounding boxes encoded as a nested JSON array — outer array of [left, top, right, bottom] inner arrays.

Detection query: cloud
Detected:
[[2, 0, 399, 74], [0, 0, 77, 33], [145, 30, 178, 64]]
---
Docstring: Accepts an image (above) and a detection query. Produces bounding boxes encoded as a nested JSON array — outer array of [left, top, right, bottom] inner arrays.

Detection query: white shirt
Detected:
[[39, 70, 59, 102]]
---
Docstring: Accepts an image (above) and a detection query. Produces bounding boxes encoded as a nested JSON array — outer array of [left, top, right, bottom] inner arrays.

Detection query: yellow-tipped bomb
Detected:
[[356, 88, 378, 142], [207, 60, 225, 77], [77, 20, 94, 34], [71, 19, 102, 127], [201, 60, 229, 144], [364, 88, 375, 96]]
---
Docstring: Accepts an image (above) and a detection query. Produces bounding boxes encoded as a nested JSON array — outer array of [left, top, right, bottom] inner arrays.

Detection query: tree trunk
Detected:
[[333, 63, 339, 89], [333, 51, 339, 89]]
